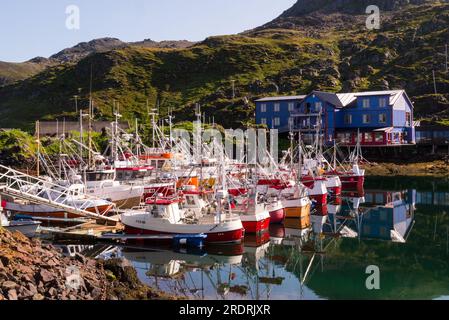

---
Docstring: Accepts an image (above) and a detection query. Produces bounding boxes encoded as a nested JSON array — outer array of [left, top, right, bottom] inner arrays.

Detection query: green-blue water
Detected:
[[78, 177, 449, 300]]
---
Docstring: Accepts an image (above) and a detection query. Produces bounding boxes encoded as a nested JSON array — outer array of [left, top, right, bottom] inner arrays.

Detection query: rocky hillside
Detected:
[[1, 0, 449, 129], [0, 59, 54, 87], [277, 0, 432, 16], [0, 38, 195, 86], [0, 227, 176, 300]]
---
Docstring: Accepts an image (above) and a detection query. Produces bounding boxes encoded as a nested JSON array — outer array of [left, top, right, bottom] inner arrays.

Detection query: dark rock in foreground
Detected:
[[0, 227, 178, 300]]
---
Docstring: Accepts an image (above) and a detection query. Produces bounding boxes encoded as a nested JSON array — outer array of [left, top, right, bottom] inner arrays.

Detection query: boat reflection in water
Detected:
[[67, 179, 449, 300]]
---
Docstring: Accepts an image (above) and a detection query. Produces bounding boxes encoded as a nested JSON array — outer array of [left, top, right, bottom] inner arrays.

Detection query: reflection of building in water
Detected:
[[341, 189, 416, 243], [416, 191, 449, 207]]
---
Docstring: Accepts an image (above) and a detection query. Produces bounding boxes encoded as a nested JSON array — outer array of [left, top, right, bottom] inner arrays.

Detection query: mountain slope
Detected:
[[278, 0, 430, 16], [0, 58, 54, 87], [1, 0, 449, 129], [0, 38, 195, 86]]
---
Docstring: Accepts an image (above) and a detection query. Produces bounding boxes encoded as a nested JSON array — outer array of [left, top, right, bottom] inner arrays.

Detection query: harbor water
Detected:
[[57, 176, 449, 300]]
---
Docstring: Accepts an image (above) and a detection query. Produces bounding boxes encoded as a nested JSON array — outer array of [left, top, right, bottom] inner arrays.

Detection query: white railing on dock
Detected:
[[0, 165, 118, 222]]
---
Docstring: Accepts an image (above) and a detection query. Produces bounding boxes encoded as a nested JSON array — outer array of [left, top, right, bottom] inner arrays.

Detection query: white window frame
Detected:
[[315, 102, 323, 113], [344, 114, 352, 125], [363, 114, 371, 124], [274, 117, 280, 126], [288, 102, 295, 112], [274, 103, 280, 112], [379, 98, 387, 108], [362, 98, 370, 108], [260, 104, 267, 113], [260, 118, 267, 125], [288, 117, 294, 126], [379, 113, 387, 123]]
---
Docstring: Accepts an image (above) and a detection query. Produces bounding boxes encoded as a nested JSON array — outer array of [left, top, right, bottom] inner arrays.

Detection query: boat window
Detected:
[[186, 196, 196, 206]]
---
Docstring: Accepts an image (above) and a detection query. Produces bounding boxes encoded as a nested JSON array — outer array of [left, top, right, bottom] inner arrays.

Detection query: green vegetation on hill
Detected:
[[0, 61, 50, 86], [1, 1, 449, 130]]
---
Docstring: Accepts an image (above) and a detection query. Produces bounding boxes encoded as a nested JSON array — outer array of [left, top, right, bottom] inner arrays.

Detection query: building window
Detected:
[[274, 117, 280, 126], [274, 103, 280, 112], [344, 114, 352, 125], [379, 98, 387, 108], [260, 118, 267, 125], [379, 113, 387, 123], [375, 133, 384, 143], [261, 104, 267, 113], [406, 112, 411, 126], [315, 102, 323, 113], [288, 102, 295, 112], [364, 133, 374, 143], [362, 99, 370, 108], [305, 103, 311, 114], [363, 114, 371, 124], [344, 133, 352, 143]]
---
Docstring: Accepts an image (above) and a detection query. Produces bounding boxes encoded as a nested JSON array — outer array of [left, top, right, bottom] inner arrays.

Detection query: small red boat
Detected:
[[327, 164, 365, 190], [301, 176, 328, 205], [267, 199, 285, 224], [232, 193, 271, 234]]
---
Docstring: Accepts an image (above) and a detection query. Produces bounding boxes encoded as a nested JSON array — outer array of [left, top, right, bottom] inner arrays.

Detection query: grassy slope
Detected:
[[1, 2, 449, 129], [0, 61, 49, 86]]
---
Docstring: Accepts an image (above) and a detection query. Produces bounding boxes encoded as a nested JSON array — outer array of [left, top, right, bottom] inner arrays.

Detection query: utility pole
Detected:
[[74, 95, 79, 113]]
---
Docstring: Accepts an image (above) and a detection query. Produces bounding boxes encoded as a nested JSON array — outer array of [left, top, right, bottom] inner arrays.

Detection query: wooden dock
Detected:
[[39, 215, 124, 242]]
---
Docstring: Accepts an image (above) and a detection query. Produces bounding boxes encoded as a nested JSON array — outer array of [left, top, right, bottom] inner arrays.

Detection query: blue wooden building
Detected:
[[255, 90, 416, 147], [254, 95, 306, 132]]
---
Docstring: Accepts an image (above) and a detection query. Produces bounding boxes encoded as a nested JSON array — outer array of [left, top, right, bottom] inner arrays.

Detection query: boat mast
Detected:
[[135, 118, 141, 160], [333, 139, 337, 171], [149, 102, 158, 150], [79, 109, 84, 169], [298, 131, 302, 182], [167, 108, 174, 149], [289, 131, 294, 174], [88, 64, 93, 169], [36, 120, 40, 177]]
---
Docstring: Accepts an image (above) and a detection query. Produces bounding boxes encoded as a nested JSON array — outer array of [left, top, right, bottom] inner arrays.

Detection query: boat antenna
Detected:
[[36, 120, 40, 177], [87, 64, 94, 169]]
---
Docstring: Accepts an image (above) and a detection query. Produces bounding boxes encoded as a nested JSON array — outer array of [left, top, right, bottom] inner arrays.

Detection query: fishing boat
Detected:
[[301, 176, 328, 205], [1, 206, 41, 237], [120, 190, 245, 244], [280, 185, 312, 219], [232, 192, 271, 234], [328, 164, 365, 190], [324, 175, 342, 196], [3, 182, 113, 220], [266, 198, 285, 224], [80, 169, 144, 209]]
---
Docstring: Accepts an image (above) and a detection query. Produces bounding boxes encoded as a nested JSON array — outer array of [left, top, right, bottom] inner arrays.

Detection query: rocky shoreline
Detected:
[[362, 160, 449, 177], [0, 228, 178, 300]]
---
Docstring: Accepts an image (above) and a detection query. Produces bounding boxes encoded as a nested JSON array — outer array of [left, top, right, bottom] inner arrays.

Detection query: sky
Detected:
[[0, 0, 297, 62]]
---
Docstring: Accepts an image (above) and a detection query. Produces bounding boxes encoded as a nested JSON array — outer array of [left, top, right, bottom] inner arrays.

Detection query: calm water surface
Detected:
[[64, 177, 449, 300]]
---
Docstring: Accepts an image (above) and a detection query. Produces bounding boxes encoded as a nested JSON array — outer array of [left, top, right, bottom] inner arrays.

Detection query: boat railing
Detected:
[[0, 165, 117, 222]]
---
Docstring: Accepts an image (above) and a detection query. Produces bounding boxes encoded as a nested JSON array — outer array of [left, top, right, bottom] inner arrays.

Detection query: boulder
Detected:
[[32, 293, 45, 301], [7, 289, 18, 300], [37, 269, 55, 284], [2, 280, 18, 291]]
